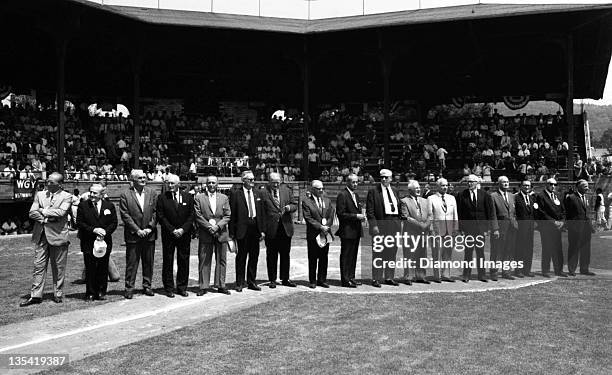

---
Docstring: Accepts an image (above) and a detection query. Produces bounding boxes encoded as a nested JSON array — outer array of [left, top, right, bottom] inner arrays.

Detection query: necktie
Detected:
[[386, 187, 395, 212], [247, 190, 254, 218], [414, 197, 421, 215], [274, 190, 280, 206], [503, 192, 508, 206], [441, 194, 447, 212], [471, 191, 476, 205], [525, 194, 529, 206]]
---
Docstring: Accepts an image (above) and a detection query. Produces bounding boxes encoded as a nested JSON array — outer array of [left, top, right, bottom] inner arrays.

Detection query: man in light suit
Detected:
[[457, 174, 499, 282], [119, 169, 158, 299], [20, 172, 73, 306], [428, 178, 458, 282], [302, 180, 335, 289], [366, 169, 401, 288], [157, 174, 194, 298], [230, 170, 265, 292], [489, 176, 518, 280], [514, 180, 536, 277], [194, 175, 232, 295], [535, 178, 567, 277], [565, 179, 595, 276], [336, 174, 366, 288], [262, 172, 298, 288], [76, 183, 118, 301], [400, 180, 432, 284]]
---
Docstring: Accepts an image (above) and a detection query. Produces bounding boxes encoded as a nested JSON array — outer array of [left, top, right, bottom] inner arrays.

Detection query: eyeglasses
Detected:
[[549, 183, 557, 186], [313, 187, 324, 191]]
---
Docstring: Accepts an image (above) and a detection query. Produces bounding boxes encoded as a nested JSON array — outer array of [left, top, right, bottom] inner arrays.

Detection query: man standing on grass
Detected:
[[489, 176, 518, 281], [119, 169, 158, 299], [564, 179, 595, 276], [20, 172, 73, 306], [428, 178, 458, 282], [514, 180, 536, 277], [336, 174, 366, 288], [535, 178, 567, 278], [157, 174, 194, 298], [400, 180, 432, 284]]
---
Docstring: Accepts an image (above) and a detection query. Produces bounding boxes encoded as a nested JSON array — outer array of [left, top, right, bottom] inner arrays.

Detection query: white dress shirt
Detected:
[[134, 189, 145, 211], [381, 184, 398, 215], [208, 192, 217, 214], [243, 187, 256, 218]]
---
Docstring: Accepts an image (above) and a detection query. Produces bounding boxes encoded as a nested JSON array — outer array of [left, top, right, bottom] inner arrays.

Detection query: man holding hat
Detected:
[[366, 169, 401, 288], [76, 183, 118, 301], [302, 180, 335, 289]]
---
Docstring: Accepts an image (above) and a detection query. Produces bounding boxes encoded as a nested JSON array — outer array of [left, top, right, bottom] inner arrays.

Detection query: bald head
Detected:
[[242, 170, 255, 190], [89, 183, 104, 203], [268, 172, 281, 191], [311, 180, 324, 198], [46, 172, 63, 193], [346, 173, 358, 191], [437, 178, 449, 194], [206, 175, 218, 193], [407, 179, 421, 197], [166, 173, 180, 192]]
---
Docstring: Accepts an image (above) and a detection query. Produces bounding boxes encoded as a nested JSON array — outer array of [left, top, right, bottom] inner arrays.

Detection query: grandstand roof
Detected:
[[1, 0, 612, 107]]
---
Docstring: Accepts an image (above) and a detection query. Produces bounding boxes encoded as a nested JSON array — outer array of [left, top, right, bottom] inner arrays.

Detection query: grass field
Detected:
[[43, 278, 611, 374]]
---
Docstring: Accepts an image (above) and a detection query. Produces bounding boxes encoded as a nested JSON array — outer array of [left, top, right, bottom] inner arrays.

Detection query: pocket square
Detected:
[[103, 209, 111, 215]]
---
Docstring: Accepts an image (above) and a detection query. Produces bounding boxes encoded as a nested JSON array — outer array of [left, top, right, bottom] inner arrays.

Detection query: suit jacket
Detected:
[[302, 195, 335, 240], [76, 199, 118, 253], [262, 185, 297, 238], [457, 188, 499, 234], [564, 192, 592, 233], [119, 186, 158, 243], [229, 188, 265, 240], [366, 184, 400, 235], [535, 190, 565, 226], [335, 187, 363, 239], [515, 192, 536, 221], [29, 189, 73, 246], [428, 193, 458, 235], [194, 191, 231, 243], [490, 190, 518, 232], [156, 190, 194, 239], [400, 195, 431, 234]]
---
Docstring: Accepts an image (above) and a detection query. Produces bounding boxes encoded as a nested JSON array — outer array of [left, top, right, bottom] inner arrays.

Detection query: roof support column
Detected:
[[378, 31, 394, 169], [301, 36, 311, 181], [131, 43, 144, 170], [565, 34, 575, 181], [55, 36, 67, 175]]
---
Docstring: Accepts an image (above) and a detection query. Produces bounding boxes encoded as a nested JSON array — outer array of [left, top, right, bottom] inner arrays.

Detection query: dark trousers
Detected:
[[539, 223, 563, 274], [307, 238, 329, 283], [265, 223, 292, 282], [125, 241, 155, 291], [463, 232, 486, 279], [84, 251, 110, 297], [161, 234, 191, 292], [372, 217, 400, 282], [236, 220, 260, 286], [490, 222, 517, 276], [340, 238, 359, 284], [515, 221, 534, 274], [567, 224, 591, 273], [405, 243, 427, 281]]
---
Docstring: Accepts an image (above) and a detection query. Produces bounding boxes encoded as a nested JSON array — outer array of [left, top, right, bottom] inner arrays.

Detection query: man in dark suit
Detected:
[[366, 169, 401, 288], [230, 170, 265, 292], [535, 178, 567, 277], [262, 172, 298, 288], [302, 180, 335, 289], [456, 174, 499, 282], [76, 183, 118, 301], [565, 179, 595, 276], [119, 169, 158, 299], [336, 174, 366, 288], [156, 174, 194, 298], [514, 180, 536, 277], [194, 175, 232, 295], [489, 176, 518, 281]]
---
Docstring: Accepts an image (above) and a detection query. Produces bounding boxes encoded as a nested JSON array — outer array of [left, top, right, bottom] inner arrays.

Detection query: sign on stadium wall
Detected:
[[13, 179, 36, 200]]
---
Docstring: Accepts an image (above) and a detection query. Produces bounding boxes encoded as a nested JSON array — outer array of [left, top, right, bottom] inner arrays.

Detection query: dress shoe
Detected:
[[441, 277, 455, 283], [53, 296, 63, 303], [350, 279, 362, 286], [541, 273, 551, 278], [478, 278, 488, 283], [282, 280, 297, 287], [415, 279, 431, 284], [514, 273, 525, 278], [462, 277, 470, 283], [85, 295, 95, 302], [197, 289, 208, 296], [490, 275, 498, 281], [372, 280, 382, 288], [555, 272, 568, 277], [235, 286, 243, 292], [432, 279, 442, 284], [217, 288, 231, 295], [525, 272, 535, 277], [400, 279, 412, 286], [96, 294, 107, 301], [568, 272, 576, 276], [19, 297, 42, 307], [269, 283, 276, 289], [166, 291, 175, 298], [385, 279, 399, 286], [124, 290, 133, 299], [317, 282, 330, 288], [341, 282, 357, 288], [247, 284, 262, 291], [177, 290, 189, 297], [580, 271, 596, 276], [502, 275, 516, 280], [144, 289, 155, 296], [73, 279, 86, 285], [308, 283, 316, 289]]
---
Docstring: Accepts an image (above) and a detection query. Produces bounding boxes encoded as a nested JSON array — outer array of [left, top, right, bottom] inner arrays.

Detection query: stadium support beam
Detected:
[[378, 31, 394, 169], [301, 36, 311, 181], [56, 36, 67, 175], [131, 42, 144, 170], [566, 34, 575, 181]]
